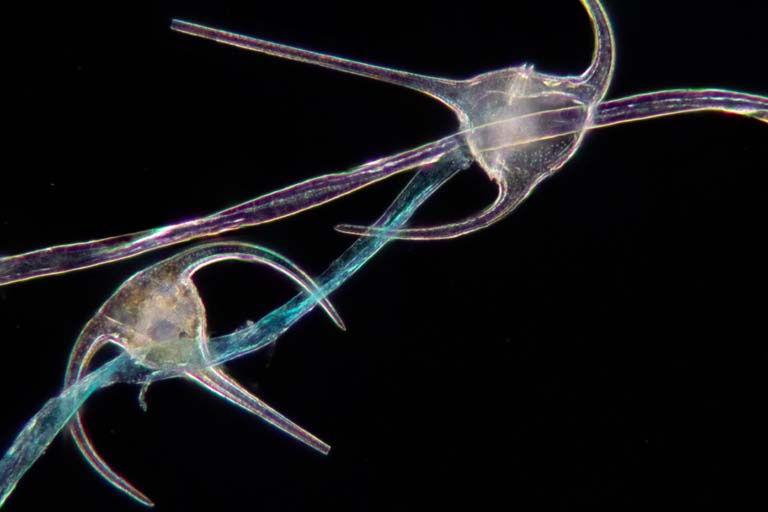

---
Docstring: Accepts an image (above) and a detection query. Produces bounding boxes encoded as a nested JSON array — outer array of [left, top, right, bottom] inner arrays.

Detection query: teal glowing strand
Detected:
[[0, 355, 140, 506], [207, 148, 470, 366], [0, 148, 469, 508]]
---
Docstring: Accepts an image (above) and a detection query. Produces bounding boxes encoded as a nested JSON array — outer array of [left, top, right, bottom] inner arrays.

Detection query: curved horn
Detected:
[[335, 176, 525, 240], [65, 335, 155, 507], [176, 242, 345, 331], [578, 0, 615, 101]]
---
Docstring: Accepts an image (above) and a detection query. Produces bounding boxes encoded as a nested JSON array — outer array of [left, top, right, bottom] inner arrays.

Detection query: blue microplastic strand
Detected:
[[0, 147, 469, 507], [206, 148, 470, 366], [0, 354, 138, 505]]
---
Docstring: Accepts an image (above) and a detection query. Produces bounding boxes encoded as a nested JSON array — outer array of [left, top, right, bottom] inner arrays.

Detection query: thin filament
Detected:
[[0, 133, 462, 287], [594, 89, 768, 127]]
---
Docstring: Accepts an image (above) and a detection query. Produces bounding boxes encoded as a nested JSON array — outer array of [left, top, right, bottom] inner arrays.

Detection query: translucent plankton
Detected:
[[2, 241, 349, 507], [0, 0, 766, 508], [0, 155, 466, 507], [64, 242, 345, 506]]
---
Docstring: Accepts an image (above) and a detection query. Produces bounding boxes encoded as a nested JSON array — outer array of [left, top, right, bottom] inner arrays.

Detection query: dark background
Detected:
[[1, 1, 766, 510]]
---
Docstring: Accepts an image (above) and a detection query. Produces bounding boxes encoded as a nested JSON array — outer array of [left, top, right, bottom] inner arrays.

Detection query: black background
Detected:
[[1, 1, 766, 510]]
